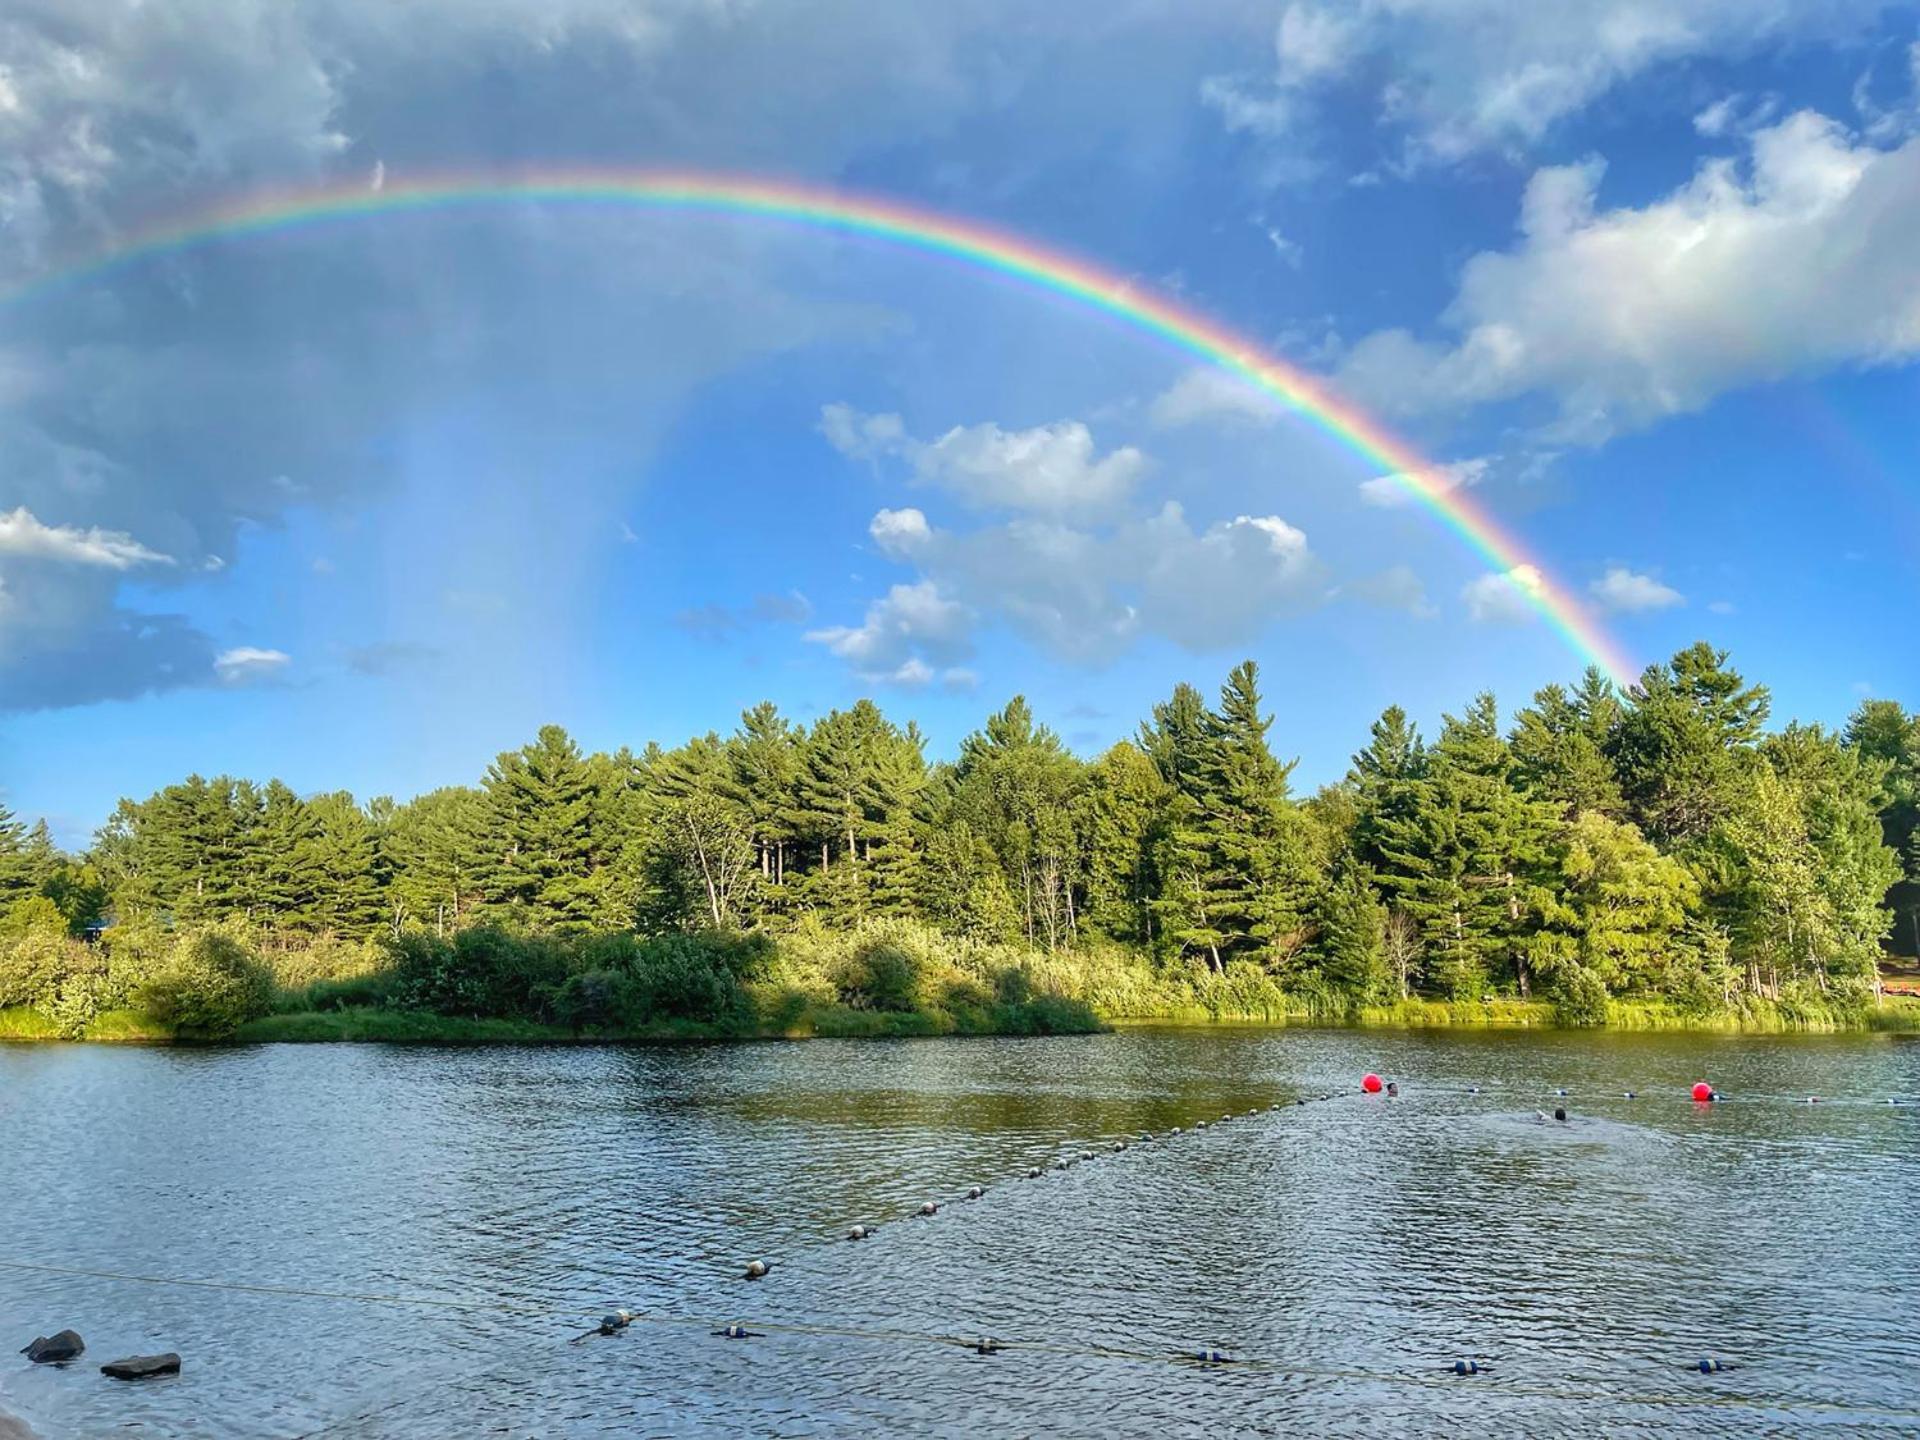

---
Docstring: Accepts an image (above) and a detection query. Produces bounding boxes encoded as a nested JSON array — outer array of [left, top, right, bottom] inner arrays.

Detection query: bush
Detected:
[[1553, 965, 1611, 1028], [551, 969, 627, 1030], [139, 930, 275, 1038], [290, 971, 394, 1013], [844, 940, 925, 1012], [0, 924, 88, 1010], [623, 933, 759, 1024], [385, 927, 570, 1019]]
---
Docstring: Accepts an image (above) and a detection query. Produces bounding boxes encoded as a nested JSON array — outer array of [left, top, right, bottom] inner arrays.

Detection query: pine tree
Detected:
[[306, 792, 383, 936], [383, 787, 487, 935], [480, 726, 599, 931], [1074, 743, 1167, 945], [1510, 669, 1624, 818], [1843, 699, 1920, 956], [1316, 863, 1389, 1004], [949, 697, 1081, 949], [1191, 661, 1313, 970], [730, 703, 803, 887], [1348, 706, 1425, 876], [0, 806, 34, 910], [1373, 695, 1557, 998], [255, 781, 325, 928], [1612, 643, 1768, 847]]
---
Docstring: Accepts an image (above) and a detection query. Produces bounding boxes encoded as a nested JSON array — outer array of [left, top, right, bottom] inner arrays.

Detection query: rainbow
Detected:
[[11, 169, 1636, 684]]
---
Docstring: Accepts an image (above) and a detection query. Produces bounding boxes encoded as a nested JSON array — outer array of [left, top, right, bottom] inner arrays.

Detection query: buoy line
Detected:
[[16, 1076, 1918, 1435]]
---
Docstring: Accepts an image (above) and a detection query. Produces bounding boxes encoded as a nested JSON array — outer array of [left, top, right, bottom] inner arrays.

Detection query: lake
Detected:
[[2, 1028, 1917, 1437]]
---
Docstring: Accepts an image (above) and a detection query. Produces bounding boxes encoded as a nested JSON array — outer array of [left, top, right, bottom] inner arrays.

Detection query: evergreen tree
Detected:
[[949, 697, 1082, 949], [1074, 743, 1167, 945], [0, 806, 33, 910], [383, 787, 486, 935], [479, 726, 599, 931], [730, 702, 803, 886], [1347, 705, 1425, 876], [254, 781, 325, 928], [1373, 695, 1557, 998], [1315, 863, 1388, 1003], [1529, 810, 1696, 1001], [306, 792, 383, 936], [1191, 661, 1314, 970], [1612, 643, 1768, 847], [1510, 669, 1624, 818], [1844, 699, 1920, 956]]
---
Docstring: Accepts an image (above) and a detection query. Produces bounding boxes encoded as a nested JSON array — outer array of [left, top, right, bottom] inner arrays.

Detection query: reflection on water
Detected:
[[1, 1028, 1916, 1437]]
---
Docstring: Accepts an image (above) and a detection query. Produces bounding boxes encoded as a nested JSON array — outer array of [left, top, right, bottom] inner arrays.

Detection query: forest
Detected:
[[3, 642, 1917, 1041]]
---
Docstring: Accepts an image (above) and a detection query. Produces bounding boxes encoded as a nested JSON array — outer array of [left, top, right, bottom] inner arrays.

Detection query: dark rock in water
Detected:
[[22, 1330, 84, 1364], [101, 1353, 180, 1380]]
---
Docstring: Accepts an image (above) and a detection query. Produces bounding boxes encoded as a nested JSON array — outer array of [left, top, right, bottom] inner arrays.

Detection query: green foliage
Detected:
[[4, 643, 1911, 1044], [138, 930, 275, 1038]]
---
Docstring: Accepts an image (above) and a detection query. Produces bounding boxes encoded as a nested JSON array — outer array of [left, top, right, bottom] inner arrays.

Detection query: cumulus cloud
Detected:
[[1463, 564, 1546, 623], [1335, 110, 1920, 441], [0, 2, 1286, 712], [213, 647, 291, 684], [1590, 566, 1684, 613], [1205, 0, 1882, 166], [821, 406, 1149, 516], [1148, 369, 1279, 429], [0, 508, 173, 570], [809, 494, 1327, 679], [804, 580, 975, 685], [1358, 457, 1491, 509]]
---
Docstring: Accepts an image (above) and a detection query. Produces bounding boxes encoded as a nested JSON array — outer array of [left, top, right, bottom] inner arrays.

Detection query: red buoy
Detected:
[[1362, 1073, 1383, 1094], [1691, 1081, 1713, 1102]]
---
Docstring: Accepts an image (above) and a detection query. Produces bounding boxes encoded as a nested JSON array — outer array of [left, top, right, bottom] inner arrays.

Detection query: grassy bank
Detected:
[[235, 993, 1102, 1045], [6, 917, 1917, 1045]]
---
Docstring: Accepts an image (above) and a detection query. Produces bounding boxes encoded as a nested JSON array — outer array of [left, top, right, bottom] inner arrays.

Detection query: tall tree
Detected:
[[1510, 669, 1624, 818], [479, 726, 599, 931], [1611, 643, 1768, 847], [1844, 699, 1920, 956]]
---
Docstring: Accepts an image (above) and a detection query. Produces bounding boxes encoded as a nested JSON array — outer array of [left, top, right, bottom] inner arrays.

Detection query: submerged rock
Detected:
[[101, 1353, 180, 1380], [22, 1331, 84, 1364]]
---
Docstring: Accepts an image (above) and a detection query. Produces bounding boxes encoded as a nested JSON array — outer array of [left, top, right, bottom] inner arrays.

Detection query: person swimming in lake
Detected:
[[1386, 1081, 1399, 1098]]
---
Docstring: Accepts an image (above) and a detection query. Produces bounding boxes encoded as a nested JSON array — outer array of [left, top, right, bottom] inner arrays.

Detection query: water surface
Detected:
[[2, 1028, 1916, 1436]]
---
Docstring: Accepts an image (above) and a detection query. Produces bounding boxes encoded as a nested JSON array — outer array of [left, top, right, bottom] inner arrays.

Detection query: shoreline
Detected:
[[5, 994, 1917, 1046]]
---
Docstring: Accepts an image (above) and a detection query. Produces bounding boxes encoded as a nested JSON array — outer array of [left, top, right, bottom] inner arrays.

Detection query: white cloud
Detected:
[[1463, 564, 1546, 623], [869, 507, 933, 558], [822, 407, 1147, 516], [0, 507, 172, 569], [1335, 111, 1920, 441], [213, 646, 291, 684], [811, 498, 1327, 676], [1148, 368, 1278, 429], [1209, 1, 1882, 166], [1358, 457, 1490, 509], [1590, 566, 1684, 613], [804, 580, 973, 682]]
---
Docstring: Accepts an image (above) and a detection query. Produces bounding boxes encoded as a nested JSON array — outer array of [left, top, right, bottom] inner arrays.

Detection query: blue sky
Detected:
[[2, 0, 1917, 846]]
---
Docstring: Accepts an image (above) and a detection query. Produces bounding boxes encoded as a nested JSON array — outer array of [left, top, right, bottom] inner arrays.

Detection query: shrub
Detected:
[[624, 933, 756, 1024], [139, 930, 275, 1038], [1553, 965, 1611, 1028], [0, 925, 89, 1010], [551, 969, 627, 1031], [845, 940, 925, 1012], [384, 927, 569, 1018], [290, 971, 395, 1013]]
